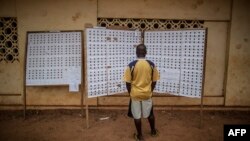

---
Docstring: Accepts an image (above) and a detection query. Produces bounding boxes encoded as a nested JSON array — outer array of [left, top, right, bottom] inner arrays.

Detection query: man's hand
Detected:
[[151, 82, 156, 92], [126, 82, 131, 94]]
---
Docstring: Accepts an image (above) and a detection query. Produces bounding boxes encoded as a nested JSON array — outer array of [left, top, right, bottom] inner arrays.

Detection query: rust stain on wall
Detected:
[[191, 0, 204, 9], [244, 38, 248, 42], [72, 12, 81, 22], [215, 7, 220, 13], [236, 44, 242, 49], [239, 89, 243, 93], [197, 0, 204, 5]]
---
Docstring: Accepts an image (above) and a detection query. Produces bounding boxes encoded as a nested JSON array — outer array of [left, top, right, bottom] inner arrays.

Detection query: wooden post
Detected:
[[200, 28, 208, 129], [84, 28, 90, 128], [200, 88, 204, 128], [85, 95, 89, 128], [23, 32, 29, 119], [80, 31, 84, 117]]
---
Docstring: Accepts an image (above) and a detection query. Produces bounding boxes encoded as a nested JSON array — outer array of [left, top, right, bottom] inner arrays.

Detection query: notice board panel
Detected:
[[26, 31, 82, 86], [86, 28, 206, 98], [86, 28, 141, 97], [145, 29, 206, 98]]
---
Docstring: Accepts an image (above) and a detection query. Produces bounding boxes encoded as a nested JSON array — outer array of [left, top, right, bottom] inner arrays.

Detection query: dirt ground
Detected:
[[0, 109, 250, 141]]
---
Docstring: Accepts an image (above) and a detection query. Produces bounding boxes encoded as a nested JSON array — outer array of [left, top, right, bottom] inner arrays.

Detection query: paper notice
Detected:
[[69, 83, 79, 92], [161, 69, 180, 83]]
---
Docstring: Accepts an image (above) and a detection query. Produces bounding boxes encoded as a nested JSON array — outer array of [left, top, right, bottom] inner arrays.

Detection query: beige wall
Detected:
[[0, 0, 97, 106], [98, 0, 231, 20], [0, 0, 22, 105], [0, 0, 16, 17], [203, 22, 228, 97], [226, 0, 250, 106], [0, 0, 249, 108]]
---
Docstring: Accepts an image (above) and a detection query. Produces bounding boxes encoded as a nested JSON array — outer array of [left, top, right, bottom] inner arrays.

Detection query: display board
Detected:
[[86, 28, 206, 98], [26, 31, 82, 86], [145, 29, 206, 97], [86, 28, 141, 97]]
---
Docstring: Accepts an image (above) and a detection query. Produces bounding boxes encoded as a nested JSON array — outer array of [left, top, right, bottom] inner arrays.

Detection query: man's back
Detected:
[[124, 59, 159, 100]]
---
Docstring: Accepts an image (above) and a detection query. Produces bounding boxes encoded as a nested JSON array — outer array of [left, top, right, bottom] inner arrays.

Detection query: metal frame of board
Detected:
[[23, 30, 84, 118]]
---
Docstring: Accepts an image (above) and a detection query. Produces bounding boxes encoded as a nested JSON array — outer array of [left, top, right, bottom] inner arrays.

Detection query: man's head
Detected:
[[136, 44, 147, 58]]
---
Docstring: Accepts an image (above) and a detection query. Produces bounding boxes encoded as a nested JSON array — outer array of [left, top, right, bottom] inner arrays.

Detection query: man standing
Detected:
[[123, 44, 160, 141]]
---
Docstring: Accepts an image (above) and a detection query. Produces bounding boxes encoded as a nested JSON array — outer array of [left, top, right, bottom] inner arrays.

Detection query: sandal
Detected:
[[151, 129, 159, 137], [134, 133, 144, 141]]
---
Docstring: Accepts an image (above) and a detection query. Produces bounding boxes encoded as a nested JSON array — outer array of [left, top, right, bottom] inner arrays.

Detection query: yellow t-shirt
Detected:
[[123, 59, 160, 101]]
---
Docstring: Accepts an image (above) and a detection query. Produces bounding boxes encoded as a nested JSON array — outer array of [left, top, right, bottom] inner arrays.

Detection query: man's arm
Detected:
[[151, 82, 156, 92], [126, 82, 131, 94]]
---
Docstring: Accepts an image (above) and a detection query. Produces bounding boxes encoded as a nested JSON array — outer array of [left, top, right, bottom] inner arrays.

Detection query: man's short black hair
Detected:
[[136, 44, 147, 50], [136, 44, 147, 57]]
